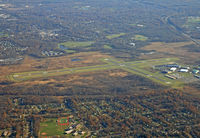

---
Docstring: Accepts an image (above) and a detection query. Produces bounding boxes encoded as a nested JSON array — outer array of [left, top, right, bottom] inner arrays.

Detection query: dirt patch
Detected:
[[109, 71, 128, 77], [41, 132, 47, 135]]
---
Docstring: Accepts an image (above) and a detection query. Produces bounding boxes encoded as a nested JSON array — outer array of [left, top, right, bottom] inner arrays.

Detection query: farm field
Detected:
[[106, 33, 126, 39], [58, 41, 95, 48], [133, 35, 148, 41], [8, 57, 187, 88], [103, 45, 112, 49]]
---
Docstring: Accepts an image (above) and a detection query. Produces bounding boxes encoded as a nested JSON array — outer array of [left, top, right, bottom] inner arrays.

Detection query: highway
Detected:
[[165, 16, 200, 46]]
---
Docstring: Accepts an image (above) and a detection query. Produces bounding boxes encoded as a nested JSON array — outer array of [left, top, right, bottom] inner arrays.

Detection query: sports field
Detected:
[[40, 118, 72, 137], [8, 57, 186, 88]]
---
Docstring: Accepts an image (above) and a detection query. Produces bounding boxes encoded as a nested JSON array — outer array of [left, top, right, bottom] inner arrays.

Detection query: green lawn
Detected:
[[133, 35, 148, 41], [106, 33, 126, 39]]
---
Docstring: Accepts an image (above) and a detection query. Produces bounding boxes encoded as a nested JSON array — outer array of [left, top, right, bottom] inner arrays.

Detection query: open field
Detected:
[[187, 17, 200, 24], [103, 45, 112, 49], [141, 42, 193, 51], [133, 35, 148, 41], [106, 33, 126, 39], [183, 17, 200, 29], [64, 49, 76, 53], [8, 57, 188, 88], [58, 41, 95, 48], [0, 32, 8, 38], [140, 41, 200, 63]]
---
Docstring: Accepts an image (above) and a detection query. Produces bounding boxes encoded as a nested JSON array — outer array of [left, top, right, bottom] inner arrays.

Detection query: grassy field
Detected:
[[58, 41, 95, 48], [141, 41, 200, 62], [103, 45, 112, 49], [0, 32, 8, 38], [40, 118, 66, 137], [183, 16, 200, 28], [8, 57, 188, 88], [133, 35, 148, 41], [106, 33, 126, 39]]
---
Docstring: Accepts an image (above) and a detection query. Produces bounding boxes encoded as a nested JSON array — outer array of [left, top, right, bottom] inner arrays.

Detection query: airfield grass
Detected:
[[40, 118, 72, 137], [58, 41, 95, 48], [123, 66, 184, 88], [122, 68, 169, 86], [121, 57, 183, 88], [64, 49, 76, 53], [8, 57, 186, 88], [133, 35, 148, 41], [9, 64, 117, 82], [106, 33, 126, 39]]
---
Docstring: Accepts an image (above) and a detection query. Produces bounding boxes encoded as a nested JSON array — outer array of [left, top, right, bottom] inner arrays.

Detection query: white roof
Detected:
[[180, 69, 188, 72], [170, 67, 177, 71]]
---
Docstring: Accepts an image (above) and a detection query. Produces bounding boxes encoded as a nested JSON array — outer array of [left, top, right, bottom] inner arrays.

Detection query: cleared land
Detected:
[[106, 33, 126, 39], [8, 57, 187, 88]]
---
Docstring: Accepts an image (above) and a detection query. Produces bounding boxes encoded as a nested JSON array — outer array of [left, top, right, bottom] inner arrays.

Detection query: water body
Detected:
[[59, 45, 68, 50], [71, 59, 81, 62]]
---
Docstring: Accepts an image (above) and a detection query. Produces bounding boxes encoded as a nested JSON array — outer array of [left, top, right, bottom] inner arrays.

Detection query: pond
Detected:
[[59, 45, 68, 50], [71, 59, 81, 62]]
